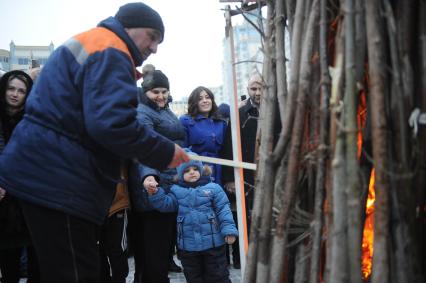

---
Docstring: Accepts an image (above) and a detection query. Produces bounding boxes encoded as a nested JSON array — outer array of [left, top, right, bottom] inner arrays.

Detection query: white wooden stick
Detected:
[[188, 154, 257, 171]]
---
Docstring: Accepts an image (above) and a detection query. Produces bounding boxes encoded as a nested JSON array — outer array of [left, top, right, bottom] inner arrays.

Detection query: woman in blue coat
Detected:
[[128, 69, 185, 283], [180, 86, 227, 185]]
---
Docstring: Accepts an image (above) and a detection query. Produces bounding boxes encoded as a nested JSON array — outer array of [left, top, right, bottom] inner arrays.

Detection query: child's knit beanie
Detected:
[[176, 149, 203, 182]]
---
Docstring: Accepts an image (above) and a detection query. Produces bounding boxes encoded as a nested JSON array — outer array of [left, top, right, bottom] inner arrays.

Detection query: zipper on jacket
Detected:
[[178, 220, 184, 250], [209, 219, 216, 248]]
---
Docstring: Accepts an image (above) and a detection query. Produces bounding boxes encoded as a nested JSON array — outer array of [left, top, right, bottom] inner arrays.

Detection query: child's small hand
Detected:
[[0, 187, 6, 202], [225, 235, 236, 245], [143, 176, 158, 195], [146, 186, 158, 195]]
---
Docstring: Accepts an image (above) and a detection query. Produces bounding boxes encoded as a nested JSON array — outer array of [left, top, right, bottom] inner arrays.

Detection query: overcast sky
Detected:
[[0, 0, 239, 100]]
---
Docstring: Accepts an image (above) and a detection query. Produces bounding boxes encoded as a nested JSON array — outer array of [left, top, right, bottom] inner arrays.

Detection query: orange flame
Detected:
[[357, 91, 367, 159], [361, 169, 375, 280]]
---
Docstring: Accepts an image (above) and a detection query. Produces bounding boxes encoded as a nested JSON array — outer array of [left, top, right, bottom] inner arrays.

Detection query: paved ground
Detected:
[[17, 256, 242, 283], [126, 256, 242, 283]]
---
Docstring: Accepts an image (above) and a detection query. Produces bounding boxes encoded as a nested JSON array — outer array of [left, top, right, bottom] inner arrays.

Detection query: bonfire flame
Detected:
[[361, 168, 375, 280], [356, 90, 374, 280]]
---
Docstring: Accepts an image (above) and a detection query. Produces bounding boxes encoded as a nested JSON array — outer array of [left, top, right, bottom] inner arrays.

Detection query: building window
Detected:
[[18, 58, 29, 65]]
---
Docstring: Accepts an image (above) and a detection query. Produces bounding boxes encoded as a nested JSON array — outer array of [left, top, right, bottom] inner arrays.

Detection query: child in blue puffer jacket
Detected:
[[144, 151, 238, 283]]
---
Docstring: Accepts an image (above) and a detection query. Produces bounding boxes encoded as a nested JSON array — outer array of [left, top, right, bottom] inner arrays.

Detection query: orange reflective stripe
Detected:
[[73, 27, 135, 68]]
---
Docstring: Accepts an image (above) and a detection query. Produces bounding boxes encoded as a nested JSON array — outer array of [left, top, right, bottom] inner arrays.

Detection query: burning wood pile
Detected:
[[241, 0, 426, 282]]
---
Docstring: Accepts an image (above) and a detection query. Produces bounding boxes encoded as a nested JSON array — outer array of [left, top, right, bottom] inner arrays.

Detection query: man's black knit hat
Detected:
[[115, 2, 165, 41], [142, 70, 169, 92]]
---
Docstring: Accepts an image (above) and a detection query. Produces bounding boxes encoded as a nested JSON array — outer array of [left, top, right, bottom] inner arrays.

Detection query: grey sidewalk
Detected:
[[126, 256, 242, 283], [17, 256, 242, 283]]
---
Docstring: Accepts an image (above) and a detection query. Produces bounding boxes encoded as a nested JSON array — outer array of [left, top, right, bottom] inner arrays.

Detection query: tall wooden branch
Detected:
[[329, 120, 349, 283], [395, 0, 415, 111], [309, 0, 331, 281], [420, 0, 426, 102], [275, 0, 288, 126], [272, 0, 307, 164], [246, 0, 278, 282], [286, 0, 297, 35], [354, 0, 366, 86], [383, 2, 412, 282], [365, 1, 391, 282], [329, 22, 349, 283], [384, 0, 408, 168], [343, 0, 363, 282]]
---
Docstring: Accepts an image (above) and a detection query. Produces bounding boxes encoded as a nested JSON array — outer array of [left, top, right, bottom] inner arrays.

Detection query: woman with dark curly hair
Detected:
[[179, 86, 227, 186]]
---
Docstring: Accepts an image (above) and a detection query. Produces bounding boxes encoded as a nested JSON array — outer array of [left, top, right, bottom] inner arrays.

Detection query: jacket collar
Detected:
[[193, 114, 209, 121], [97, 17, 144, 66], [177, 175, 211, 188], [241, 98, 259, 115], [193, 113, 226, 123]]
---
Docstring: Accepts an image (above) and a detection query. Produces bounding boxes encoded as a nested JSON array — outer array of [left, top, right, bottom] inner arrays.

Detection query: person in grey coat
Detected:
[[128, 68, 185, 283]]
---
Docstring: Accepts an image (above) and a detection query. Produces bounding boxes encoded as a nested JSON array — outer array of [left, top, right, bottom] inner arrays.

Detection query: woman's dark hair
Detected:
[[7, 74, 31, 91], [0, 71, 32, 95], [0, 70, 33, 111], [187, 86, 219, 118]]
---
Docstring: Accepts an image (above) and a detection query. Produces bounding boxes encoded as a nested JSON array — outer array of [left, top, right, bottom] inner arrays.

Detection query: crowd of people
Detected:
[[0, 2, 268, 283]]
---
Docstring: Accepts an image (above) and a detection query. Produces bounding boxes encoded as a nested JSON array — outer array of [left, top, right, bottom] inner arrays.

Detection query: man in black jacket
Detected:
[[221, 71, 264, 269]]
